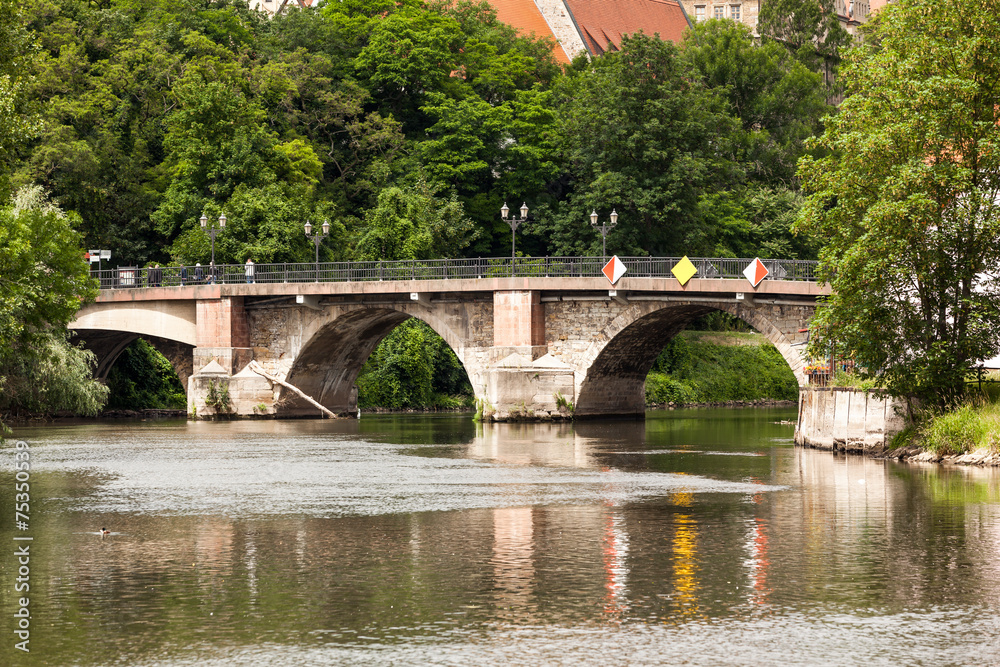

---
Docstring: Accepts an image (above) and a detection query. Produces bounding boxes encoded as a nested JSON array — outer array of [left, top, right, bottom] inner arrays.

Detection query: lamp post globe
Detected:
[[590, 208, 618, 260], [500, 202, 529, 262], [200, 212, 226, 271], [305, 219, 330, 282]]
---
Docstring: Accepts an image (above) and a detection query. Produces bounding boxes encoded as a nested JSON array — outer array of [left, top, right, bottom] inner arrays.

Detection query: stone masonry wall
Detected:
[[192, 292, 816, 421]]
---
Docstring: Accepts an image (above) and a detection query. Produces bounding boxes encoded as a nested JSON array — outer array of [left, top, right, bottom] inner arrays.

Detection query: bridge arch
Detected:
[[573, 300, 808, 417], [68, 301, 199, 393], [276, 303, 476, 417]]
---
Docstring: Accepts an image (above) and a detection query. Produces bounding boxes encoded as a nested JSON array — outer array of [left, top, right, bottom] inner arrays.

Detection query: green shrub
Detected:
[[645, 372, 698, 404], [356, 319, 473, 409], [918, 401, 1000, 456], [646, 332, 798, 405], [204, 380, 231, 414]]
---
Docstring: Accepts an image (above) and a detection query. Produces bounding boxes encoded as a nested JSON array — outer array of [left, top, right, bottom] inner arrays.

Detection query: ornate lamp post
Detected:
[[500, 202, 529, 260], [590, 208, 618, 261], [200, 212, 226, 281], [305, 219, 330, 281]]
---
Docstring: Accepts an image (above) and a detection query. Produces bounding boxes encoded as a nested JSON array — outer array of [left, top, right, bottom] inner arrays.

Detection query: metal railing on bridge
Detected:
[[92, 256, 820, 290]]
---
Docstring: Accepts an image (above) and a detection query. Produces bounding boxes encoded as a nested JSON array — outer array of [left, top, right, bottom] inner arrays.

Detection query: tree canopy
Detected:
[[9, 0, 831, 267], [796, 0, 1000, 408]]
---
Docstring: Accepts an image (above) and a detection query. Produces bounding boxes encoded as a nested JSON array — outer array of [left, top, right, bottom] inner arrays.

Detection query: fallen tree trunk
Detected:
[[247, 361, 336, 419]]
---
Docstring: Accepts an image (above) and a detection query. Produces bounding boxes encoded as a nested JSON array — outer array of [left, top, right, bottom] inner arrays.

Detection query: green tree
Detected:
[[105, 338, 185, 410], [695, 184, 814, 258], [0, 0, 37, 188], [541, 34, 737, 257], [796, 0, 1000, 409], [680, 19, 827, 185], [356, 319, 435, 409], [0, 187, 107, 422], [356, 184, 475, 260], [757, 0, 851, 88], [356, 318, 471, 409]]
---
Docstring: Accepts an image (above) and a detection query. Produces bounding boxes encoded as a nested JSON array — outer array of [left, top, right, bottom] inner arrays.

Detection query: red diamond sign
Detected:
[[602, 255, 627, 285], [743, 257, 769, 287]]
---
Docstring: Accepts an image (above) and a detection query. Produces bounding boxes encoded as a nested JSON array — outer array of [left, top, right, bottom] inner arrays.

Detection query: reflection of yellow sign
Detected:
[[671, 256, 697, 286]]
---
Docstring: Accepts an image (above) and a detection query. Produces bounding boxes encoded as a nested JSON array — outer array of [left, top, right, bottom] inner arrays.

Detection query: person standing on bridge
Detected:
[[245, 258, 255, 284], [195, 263, 203, 283], [148, 263, 162, 287]]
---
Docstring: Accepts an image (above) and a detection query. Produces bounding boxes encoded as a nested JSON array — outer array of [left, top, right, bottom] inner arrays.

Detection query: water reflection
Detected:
[[601, 505, 629, 621], [492, 507, 535, 621], [669, 492, 699, 619], [3, 409, 1000, 666]]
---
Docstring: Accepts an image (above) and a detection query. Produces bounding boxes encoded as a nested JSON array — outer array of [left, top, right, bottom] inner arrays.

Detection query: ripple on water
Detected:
[[29, 433, 785, 517], [119, 608, 1000, 667]]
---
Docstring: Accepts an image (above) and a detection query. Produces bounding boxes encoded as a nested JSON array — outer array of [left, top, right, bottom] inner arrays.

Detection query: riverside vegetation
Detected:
[[792, 0, 1000, 460]]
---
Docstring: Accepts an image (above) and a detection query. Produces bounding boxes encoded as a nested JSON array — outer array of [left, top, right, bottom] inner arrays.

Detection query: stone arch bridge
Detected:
[[69, 257, 828, 420]]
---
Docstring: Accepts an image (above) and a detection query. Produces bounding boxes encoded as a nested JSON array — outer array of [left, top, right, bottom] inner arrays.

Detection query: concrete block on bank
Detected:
[[795, 387, 902, 451]]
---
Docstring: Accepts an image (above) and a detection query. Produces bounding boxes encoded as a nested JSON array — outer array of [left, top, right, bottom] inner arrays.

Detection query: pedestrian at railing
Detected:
[[148, 263, 162, 287], [245, 258, 255, 284]]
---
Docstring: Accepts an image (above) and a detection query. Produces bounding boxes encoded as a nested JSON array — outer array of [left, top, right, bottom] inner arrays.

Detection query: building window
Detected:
[[714, 5, 725, 19], [731, 4, 741, 20], [695, 5, 705, 21]]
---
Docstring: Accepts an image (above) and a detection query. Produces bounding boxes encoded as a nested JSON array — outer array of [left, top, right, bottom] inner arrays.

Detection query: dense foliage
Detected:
[[2, 0, 843, 415], [356, 319, 473, 410], [0, 186, 108, 422], [105, 339, 186, 410], [8, 0, 828, 267], [645, 332, 799, 405], [757, 0, 850, 91], [796, 0, 1000, 410]]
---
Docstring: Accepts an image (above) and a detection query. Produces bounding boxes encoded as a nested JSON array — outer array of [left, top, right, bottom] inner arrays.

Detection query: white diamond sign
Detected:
[[743, 257, 769, 287], [602, 255, 627, 285]]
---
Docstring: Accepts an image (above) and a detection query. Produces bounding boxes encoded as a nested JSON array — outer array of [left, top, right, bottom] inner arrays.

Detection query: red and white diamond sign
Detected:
[[602, 255, 627, 285], [743, 257, 769, 287]]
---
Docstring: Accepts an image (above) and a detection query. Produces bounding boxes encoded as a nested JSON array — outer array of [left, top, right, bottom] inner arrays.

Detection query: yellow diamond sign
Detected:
[[671, 256, 697, 286]]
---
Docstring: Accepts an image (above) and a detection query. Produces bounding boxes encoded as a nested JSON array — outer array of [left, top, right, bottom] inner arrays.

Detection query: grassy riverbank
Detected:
[[892, 396, 1000, 457], [645, 331, 798, 406]]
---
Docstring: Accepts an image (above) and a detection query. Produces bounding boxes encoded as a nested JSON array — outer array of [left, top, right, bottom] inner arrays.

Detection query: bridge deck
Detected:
[[90, 276, 828, 302]]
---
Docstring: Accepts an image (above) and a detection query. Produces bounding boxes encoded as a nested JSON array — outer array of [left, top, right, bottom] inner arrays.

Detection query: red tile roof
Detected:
[[563, 0, 691, 55], [488, 0, 573, 64]]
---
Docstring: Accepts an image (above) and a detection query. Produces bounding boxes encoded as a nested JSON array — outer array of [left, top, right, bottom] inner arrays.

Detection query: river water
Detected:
[[3, 408, 1000, 666]]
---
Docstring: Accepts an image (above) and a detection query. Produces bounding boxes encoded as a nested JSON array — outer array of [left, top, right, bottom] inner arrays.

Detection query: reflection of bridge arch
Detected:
[[277, 304, 474, 417], [574, 300, 807, 418]]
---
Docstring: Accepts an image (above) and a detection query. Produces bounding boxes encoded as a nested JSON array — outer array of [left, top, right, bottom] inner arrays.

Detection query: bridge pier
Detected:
[[188, 296, 260, 416], [474, 290, 576, 420]]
